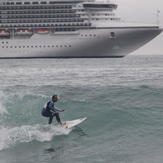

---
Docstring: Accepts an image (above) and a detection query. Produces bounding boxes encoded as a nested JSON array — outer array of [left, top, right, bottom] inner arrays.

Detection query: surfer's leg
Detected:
[[42, 109, 53, 124], [49, 115, 53, 124], [53, 113, 62, 124]]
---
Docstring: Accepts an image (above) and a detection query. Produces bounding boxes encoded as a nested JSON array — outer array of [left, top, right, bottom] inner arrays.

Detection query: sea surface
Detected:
[[0, 55, 163, 163]]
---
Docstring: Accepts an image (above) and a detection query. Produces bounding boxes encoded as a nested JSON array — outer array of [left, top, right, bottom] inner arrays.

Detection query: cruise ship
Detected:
[[0, 0, 162, 58]]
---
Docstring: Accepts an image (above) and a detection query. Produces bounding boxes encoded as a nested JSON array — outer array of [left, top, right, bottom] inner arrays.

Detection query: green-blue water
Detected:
[[0, 55, 163, 163]]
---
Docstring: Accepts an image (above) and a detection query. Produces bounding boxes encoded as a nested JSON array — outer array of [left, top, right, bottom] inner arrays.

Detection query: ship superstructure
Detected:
[[0, 0, 162, 58]]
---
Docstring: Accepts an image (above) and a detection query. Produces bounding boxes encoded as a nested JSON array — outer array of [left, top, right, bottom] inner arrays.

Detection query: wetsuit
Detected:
[[41, 100, 62, 124]]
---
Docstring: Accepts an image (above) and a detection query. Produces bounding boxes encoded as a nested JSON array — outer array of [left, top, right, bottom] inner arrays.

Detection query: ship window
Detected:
[[16, 2, 22, 5], [41, 2, 46, 4], [49, 1, 55, 4], [24, 2, 30, 4], [110, 32, 115, 38], [33, 2, 38, 4]]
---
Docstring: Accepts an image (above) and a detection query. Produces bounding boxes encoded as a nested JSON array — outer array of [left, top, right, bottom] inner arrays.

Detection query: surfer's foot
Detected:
[[60, 123, 66, 126]]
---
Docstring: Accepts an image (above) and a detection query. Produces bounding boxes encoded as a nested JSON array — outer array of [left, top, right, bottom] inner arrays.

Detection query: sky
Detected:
[[114, 0, 163, 55]]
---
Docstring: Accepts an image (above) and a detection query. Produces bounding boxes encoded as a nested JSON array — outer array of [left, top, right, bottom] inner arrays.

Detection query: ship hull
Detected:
[[0, 27, 162, 58]]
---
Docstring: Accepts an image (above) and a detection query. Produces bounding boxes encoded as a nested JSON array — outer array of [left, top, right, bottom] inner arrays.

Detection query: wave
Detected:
[[0, 91, 9, 115], [1, 84, 163, 151], [0, 124, 71, 151], [0, 103, 8, 115]]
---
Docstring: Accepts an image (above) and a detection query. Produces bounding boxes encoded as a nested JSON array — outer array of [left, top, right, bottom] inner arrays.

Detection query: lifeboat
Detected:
[[37, 29, 49, 34], [16, 30, 32, 35], [0, 30, 9, 36]]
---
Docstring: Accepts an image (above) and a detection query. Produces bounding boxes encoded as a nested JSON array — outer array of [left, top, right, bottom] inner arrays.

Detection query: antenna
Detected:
[[157, 10, 160, 25]]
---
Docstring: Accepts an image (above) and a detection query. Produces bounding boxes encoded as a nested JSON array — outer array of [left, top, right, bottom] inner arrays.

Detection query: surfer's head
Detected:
[[52, 95, 59, 102]]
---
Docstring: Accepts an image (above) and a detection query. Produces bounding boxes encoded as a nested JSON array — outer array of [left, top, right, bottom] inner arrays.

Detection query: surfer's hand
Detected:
[[61, 109, 65, 112]]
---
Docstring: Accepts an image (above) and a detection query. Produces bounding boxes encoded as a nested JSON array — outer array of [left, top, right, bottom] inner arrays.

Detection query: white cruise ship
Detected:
[[0, 0, 162, 58]]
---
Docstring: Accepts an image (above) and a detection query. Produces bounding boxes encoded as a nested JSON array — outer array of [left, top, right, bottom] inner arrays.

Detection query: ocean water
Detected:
[[0, 55, 163, 163]]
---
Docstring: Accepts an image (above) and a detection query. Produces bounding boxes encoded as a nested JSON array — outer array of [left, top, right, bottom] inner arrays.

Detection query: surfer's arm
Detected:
[[48, 101, 56, 113], [48, 101, 65, 113], [49, 102, 64, 113], [53, 106, 65, 112]]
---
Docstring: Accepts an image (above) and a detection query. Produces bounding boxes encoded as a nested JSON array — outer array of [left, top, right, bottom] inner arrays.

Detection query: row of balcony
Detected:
[[0, 6, 73, 10], [0, 23, 91, 28], [0, 19, 86, 23], [0, 15, 82, 19], [1, 1, 82, 5], [1, 10, 77, 13]]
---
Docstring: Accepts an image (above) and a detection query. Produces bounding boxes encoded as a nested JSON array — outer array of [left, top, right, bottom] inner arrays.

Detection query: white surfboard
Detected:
[[62, 117, 87, 129]]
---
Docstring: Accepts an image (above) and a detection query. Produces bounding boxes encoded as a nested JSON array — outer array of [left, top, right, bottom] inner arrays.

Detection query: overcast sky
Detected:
[[114, 0, 163, 55]]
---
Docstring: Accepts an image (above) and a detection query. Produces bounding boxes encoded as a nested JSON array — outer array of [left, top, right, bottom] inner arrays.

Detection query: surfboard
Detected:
[[61, 117, 87, 129]]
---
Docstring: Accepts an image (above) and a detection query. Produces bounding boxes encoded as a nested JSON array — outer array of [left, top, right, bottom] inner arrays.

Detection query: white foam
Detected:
[[0, 103, 9, 115], [0, 124, 71, 150], [0, 91, 9, 115]]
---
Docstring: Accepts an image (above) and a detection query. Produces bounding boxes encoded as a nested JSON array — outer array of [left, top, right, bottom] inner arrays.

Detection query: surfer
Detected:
[[41, 95, 65, 125]]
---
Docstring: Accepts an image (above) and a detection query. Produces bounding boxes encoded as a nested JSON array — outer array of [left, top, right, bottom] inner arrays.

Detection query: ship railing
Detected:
[[0, 26, 96, 30], [0, 23, 91, 27]]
